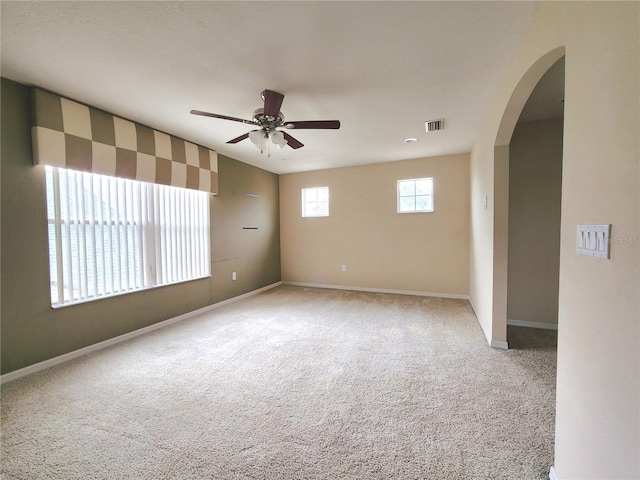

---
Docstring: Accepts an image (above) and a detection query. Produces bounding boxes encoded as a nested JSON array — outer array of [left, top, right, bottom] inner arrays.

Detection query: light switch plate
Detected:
[[577, 224, 611, 259]]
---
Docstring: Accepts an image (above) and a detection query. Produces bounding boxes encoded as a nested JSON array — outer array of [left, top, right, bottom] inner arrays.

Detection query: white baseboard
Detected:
[[282, 281, 470, 300], [0, 281, 282, 385], [208, 281, 282, 310], [491, 340, 509, 350], [549, 466, 561, 480], [508, 319, 558, 330]]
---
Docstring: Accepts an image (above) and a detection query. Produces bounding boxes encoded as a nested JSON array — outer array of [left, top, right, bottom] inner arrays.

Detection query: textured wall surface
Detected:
[[508, 117, 563, 326], [470, 2, 639, 477], [280, 154, 470, 296], [1, 78, 280, 374]]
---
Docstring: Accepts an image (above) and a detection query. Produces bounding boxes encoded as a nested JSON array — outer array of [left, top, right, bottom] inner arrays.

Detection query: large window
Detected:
[[397, 177, 434, 213], [45, 167, 210, 307], [302, 186, 329, 217]]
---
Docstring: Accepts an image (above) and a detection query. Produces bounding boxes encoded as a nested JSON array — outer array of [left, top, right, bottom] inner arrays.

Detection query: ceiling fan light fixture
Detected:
[[270, 130, 282, 141], [270, 130, 288, 149], [248, 130, 264, 147]]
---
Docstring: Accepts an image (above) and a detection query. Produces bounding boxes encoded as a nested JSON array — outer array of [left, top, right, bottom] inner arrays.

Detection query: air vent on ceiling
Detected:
[[425, 118, 445, 132]]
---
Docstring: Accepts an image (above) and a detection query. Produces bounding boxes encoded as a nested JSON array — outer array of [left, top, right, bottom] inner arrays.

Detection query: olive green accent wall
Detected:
[[0, 78, 281, 375], [507, 117, 563, 326], [211, 155, 281, 304]]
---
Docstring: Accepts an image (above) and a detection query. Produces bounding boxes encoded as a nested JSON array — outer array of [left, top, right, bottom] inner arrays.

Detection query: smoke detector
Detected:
[[425, 118, 445, 132]]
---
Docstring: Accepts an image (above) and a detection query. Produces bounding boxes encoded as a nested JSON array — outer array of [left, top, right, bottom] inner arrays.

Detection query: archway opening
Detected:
[[491, 46, 565, 348], [506, 56, 564, 350]]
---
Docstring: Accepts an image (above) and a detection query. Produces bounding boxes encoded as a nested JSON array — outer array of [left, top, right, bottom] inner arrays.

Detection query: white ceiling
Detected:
[[1, 1, 539, 175]]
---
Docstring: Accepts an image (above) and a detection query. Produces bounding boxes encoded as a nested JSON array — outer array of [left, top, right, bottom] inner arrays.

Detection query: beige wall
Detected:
[[508, 117, 563, 326], [1, 79, 281, 374], [280, 154, 469, 296], [471, 2, 639, 478]]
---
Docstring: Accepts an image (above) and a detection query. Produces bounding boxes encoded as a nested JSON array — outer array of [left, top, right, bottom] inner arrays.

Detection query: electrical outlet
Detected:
[[341, 265, 347, 272], [232, 271, 237, 281]]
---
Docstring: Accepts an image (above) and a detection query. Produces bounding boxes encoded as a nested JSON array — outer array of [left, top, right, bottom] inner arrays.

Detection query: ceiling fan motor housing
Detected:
[[252, 108, 285, 132]]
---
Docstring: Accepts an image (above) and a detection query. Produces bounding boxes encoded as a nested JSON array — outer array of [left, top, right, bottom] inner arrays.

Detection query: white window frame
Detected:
[[45, 166, 210, 308], [302, 186, 329, 217], [397, 177, 434, 213]]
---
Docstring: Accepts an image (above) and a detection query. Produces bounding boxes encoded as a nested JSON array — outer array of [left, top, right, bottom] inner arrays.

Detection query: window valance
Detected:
[[31, 88, 218, 194]]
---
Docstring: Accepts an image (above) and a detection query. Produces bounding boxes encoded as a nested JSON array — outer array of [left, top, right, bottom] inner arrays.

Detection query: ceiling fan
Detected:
[[191, 89, 340, 155]]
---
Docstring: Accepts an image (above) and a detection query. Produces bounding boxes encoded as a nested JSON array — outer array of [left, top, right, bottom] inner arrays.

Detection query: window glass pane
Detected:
[[415, 195, 433, 211], [302, 187, 329, 217], [317, 201, 329, 216], [416, 179, 432, 195], [45, 167, 210, 307], [399, 180, 415, 196], [305, 203, 318, 216], [317, 187, 329, 202], [397, 177, 434, 214], [304, 188, 317, 203], [424, 195, 433, 211], [400, 196, 415, 212]]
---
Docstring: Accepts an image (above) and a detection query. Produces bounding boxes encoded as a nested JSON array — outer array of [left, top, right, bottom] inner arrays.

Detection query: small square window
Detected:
[[302, 187, 329, 217], [397, 178, 434, 213]]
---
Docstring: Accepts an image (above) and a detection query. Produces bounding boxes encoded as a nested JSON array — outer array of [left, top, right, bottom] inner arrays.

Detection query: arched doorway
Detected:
[[507, 56, 564, 348], [492, 47, 565, 347]]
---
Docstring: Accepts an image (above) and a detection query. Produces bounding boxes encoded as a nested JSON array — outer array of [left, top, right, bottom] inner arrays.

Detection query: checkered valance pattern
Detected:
[[31, 88, 218, 194]]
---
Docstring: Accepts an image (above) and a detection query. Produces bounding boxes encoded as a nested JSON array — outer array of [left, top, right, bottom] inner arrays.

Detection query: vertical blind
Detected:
[[45, 166, 210, 307]]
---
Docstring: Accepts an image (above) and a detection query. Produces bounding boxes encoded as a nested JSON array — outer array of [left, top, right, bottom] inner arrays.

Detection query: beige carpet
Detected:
[[1, 286, 556, 479]]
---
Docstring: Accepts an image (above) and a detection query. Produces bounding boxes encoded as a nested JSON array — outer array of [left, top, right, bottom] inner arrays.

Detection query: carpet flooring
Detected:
[[1, 286, 557, 479]]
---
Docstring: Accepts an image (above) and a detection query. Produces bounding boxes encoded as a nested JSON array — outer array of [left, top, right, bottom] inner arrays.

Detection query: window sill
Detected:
[[50, 274, 212, 309]]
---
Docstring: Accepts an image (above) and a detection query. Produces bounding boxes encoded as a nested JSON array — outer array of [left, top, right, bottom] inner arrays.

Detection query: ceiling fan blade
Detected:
[[284, 120, 341, 130], [226, 132, 254, 144], [282, 132, 304, 149], [263, 90, 285, 118], [190, 110, 255, 125]]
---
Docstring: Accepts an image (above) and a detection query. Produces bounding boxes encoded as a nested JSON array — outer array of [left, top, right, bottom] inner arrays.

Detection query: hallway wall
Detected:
[[470, 3, 639, 477], [507, 117, 563, 327]]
